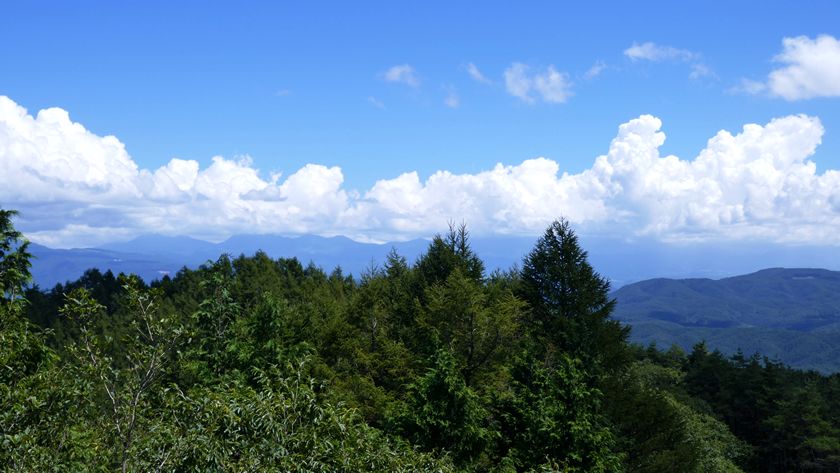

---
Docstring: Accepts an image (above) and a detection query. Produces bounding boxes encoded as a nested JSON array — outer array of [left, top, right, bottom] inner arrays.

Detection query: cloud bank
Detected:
[[1, 96, 838, 248]]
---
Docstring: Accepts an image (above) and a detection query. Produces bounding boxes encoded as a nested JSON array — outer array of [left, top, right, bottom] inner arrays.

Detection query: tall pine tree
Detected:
[[519, 218, 629, 371]]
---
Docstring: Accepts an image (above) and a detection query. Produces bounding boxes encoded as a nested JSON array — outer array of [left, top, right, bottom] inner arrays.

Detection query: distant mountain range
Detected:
[[29, 233, 543, 289], [612, 268, 840, 373], [28, 235, 425, 289], [29, 232, 840, 290], [25, 234, 840, 373]]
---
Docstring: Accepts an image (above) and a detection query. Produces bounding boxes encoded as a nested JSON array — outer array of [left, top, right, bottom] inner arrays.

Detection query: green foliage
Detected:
[[12, 209, 840, 473], [325, 268, 415, 425], [392, 346, 491, 468], [61, 274, 186, 473], [415, 222, 485, 287], [602, 362, 699, 473], [191, 255, 240, 380], [493, 351, 621, 473], [520, 218, 629, 371], [765, 382, 840, 472], [421, 268, 523, 388], [154, 359, 455, 472], [0, 209, 33, 313], [669, 395, 748, 473], [0, 209, 101, 471], [0, 303, 75, 471], [604, 360, 748, 473]]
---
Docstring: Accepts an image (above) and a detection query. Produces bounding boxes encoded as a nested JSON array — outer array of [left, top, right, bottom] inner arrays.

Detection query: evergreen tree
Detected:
[[493, 350, 621, 472], [421, 267, 523, 388], [415, 222, 485, 287], [519, 218, 629, 371], [393, 345, 491, 468]]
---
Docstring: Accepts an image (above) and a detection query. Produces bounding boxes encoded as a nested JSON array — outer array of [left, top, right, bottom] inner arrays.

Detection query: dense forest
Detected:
[[3, 207, 840, 472]]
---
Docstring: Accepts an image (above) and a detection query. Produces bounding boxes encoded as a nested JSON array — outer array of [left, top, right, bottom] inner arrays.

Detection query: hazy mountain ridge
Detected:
[[31, 232, 840, 291], [29, 234, 446, 288], [28, 243, 194, 289], [29, 234, 542, 289]]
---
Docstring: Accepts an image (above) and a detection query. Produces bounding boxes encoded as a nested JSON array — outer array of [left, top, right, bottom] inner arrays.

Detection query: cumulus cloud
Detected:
[[466, 63, 492, 83], [584, 114, 829, 242], [3, 96, 840, 247], [349, 113, 833, 244], [734, 35, 840, 100], [624, 42, 693, 62], [767, 35, 840, 100], [382, 64, 420, 87], [0, 96, 349, 247], [503, 63, 572, 103]]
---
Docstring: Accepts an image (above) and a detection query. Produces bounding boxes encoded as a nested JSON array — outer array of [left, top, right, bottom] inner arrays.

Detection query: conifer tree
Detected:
[[520, 218, 629, 371]]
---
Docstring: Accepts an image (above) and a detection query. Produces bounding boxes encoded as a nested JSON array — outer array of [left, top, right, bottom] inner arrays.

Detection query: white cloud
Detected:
[[4, 96, 840, 247], [0, 96, 349, 247], [767, 35, 840, 100], [734, 35, 840, 100], [367, 96, 386, 109], [443, 84, 459, 108], [624, 42, 693, 62], [581, 114, 829, 242], [382, 64, 420, 87], [503, 63, 534, 103], [466, 63, 492, 83], [533, 67, 572, 103], [689, 63, 717, 81], [504, 63, 572, 104], [624, 42, 714, 80], [727, 78, 767, 95], [276, 89, 291, 96], [583, 60, 607, 80]]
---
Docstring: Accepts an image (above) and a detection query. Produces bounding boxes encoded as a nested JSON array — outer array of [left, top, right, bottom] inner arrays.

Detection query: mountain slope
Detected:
[[613, 268, 840, 332], [28, 243, 192, 289], [612, 268, 840, 373]]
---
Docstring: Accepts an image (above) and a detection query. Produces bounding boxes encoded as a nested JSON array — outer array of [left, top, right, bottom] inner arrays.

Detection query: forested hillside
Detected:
[[4, 207, 840, 472], [612, 270, 840, 373]]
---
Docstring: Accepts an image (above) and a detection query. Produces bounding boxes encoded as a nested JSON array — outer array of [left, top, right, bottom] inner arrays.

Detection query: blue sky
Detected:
[[2, 0, 840, 251]]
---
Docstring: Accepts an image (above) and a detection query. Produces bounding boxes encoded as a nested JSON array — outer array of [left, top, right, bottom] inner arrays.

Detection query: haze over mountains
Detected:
[[27, 232, 840, 290]]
